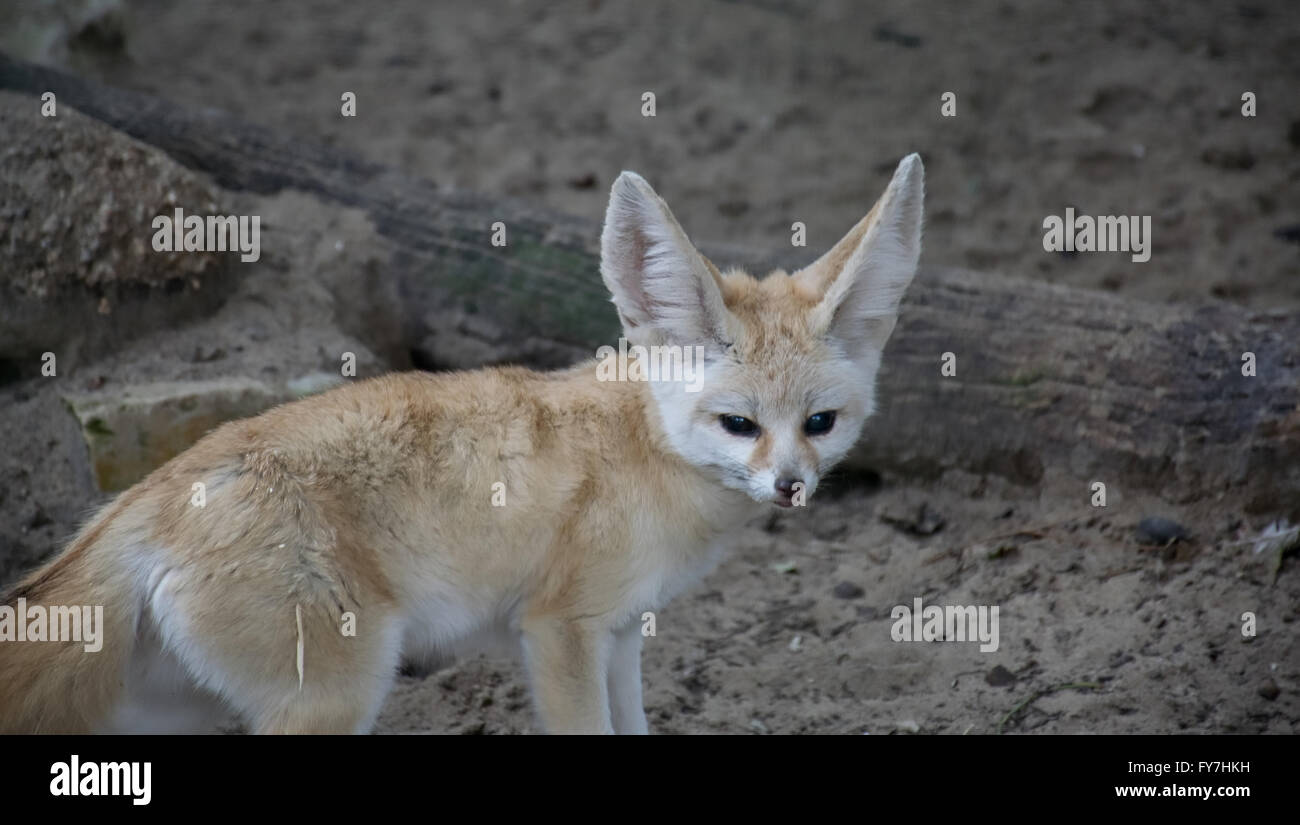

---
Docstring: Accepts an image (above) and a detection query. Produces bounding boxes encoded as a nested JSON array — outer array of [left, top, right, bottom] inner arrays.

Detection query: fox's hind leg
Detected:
[[149, 563, 404, 735], [253, 677, 394, 734], [100, 625, 233, 734], [243, 606, 404, 735]]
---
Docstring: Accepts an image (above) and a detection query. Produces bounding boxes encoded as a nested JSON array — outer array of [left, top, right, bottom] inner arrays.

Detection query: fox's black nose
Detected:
[[775, 477, 802, 497]]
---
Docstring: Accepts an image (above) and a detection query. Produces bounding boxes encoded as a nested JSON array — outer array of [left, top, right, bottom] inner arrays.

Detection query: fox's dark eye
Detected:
[[719, 414, 758, 436], [804, 411, 836, 436]]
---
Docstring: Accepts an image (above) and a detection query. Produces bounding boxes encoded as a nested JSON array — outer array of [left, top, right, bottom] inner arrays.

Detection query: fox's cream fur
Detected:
[[0, 155, 924, 734]]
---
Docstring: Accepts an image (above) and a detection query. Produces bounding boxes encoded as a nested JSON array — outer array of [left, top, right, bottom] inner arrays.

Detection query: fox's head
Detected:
[[599, 155, 923, 508]]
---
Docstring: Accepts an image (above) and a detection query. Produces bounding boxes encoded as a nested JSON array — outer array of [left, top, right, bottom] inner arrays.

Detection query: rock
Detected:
[[1257, 679, 1280, 701], [23, 506, 52, 531], [881, 502, 946, 536], [0, 0, 127, 66], [762, 511, 785, 533], [812, 519, 848, 541], [832, 581, 864, 600], [873, 25, 923, 48], [985, 665, 1017, 687], [717, 199, 750, 218], [987, 543, 1018, 560], [190, 344, 226, 363], [64, 378, 291, 492], [1135, 516, 1190, 545], [1200, 145, 1256, 170], [0, 91, 236, 370], [566, 173, 597, 190], [1272, 224, 1300, 245]]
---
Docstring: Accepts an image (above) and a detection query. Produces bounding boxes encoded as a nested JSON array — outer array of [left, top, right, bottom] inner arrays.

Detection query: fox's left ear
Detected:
[[798, 153, 924, 352], [599, 171, 732, 348]]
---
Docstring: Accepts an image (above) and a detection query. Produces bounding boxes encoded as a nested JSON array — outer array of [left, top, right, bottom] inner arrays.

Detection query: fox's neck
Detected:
[[559, 358, 757, 527]]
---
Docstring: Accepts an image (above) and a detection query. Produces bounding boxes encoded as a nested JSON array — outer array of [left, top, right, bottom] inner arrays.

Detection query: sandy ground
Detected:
[[379, 477, 1298, 735], [0, 0, 1296, 733], [105, 0, 1300, 309]]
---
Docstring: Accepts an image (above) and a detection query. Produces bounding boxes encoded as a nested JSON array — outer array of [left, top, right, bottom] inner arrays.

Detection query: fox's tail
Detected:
[[0, 497, 142, 733]]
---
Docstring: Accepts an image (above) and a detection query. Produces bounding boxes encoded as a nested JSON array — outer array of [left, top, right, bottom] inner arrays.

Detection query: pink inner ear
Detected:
[[622, 227, 652, 323]]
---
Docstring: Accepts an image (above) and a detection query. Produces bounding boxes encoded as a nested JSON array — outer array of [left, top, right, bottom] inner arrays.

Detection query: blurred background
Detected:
[[5, 0, 1297, 306]]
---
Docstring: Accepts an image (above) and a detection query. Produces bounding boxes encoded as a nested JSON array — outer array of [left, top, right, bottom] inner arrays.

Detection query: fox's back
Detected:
[[133, 367, 714, 609]]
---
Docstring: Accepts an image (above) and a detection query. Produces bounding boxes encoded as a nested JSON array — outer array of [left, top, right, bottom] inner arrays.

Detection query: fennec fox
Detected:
[[0, 155, 924, 734]]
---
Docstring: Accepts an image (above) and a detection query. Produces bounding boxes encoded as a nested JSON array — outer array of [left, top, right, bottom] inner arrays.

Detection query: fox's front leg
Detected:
[[521, 616, 614, 734], [608, 621, 649, 734]]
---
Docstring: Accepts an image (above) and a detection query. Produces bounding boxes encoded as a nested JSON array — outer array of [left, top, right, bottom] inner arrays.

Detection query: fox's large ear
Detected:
[[600, 171, 731, 347], [798, 154, 924, 353]]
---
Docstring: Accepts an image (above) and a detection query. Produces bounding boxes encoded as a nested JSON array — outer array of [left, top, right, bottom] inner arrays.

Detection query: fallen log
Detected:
[[2, 54, 1295, 513]]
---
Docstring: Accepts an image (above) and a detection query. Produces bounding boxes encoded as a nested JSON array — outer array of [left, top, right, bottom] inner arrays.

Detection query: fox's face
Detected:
[[600, 156, 924, 507]]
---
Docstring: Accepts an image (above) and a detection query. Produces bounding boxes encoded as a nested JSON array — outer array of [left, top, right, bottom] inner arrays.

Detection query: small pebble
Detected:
[[833, 581, 864, 599], [1258, 679, 1280, 701], [1273, 224, 1300, 244], [1136, 516, 1189, 545]]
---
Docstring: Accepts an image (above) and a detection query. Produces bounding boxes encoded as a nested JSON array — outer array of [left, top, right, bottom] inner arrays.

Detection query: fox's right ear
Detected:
[[798, 153, 924, 353], [600, 171, 732, 347]]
